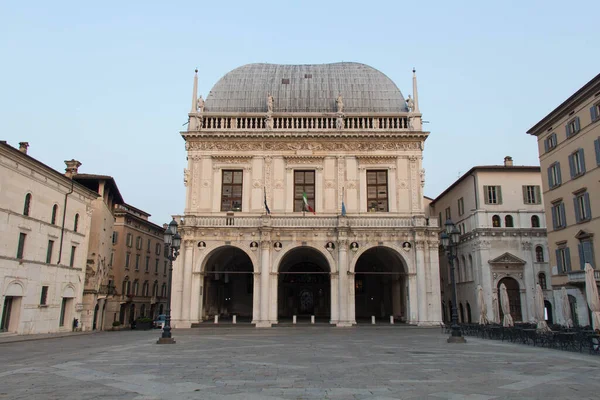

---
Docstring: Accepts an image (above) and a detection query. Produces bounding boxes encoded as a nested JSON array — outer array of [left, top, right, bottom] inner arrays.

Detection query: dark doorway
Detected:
[[92, 304, 99, 330], [498, 277, 522, 322], [544, 300, 553, 324], [203, 246, 254, 322], [354, 247, 406, 322], [278, 247, 330, 321], [1, 296, 14, 332]]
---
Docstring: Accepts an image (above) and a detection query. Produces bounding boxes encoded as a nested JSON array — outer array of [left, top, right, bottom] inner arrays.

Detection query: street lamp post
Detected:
[[441, 218, 466, 343], [157, 218, 181, 345]]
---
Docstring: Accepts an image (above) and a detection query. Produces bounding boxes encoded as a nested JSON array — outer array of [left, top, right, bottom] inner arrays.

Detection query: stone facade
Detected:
[[0, 142, 97, 334], [171, 63, 442, 328], [430, 158, 553, 324], [527, 73, 600, 327]]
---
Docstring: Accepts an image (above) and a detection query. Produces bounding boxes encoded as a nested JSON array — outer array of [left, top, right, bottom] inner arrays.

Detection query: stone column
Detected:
[[179, 241, 194, 328], [257, 238, 271, 327], [170, 256, 183, 327], [252, 272, 260, 324], [415, 241, 427, 325], [190, 272, 201, 323], [427, 239, 442, 325], [337, 239, 351, 326], [407, 274, 418, 324]]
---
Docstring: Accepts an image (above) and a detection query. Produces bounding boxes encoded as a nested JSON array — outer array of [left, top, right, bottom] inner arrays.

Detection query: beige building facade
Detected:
[[171, 63, 442, 328], [430, 158, 553, 324], [110, 203, 168, 327], [527, 73, 600, 327], [0, 142, 97, 334]]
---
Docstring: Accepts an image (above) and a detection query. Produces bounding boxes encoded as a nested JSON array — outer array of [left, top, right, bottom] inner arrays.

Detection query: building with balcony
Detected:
[[171, 62, 442, 328], [527, 73, 600, 327], [429, 157, 552, 325], [109, 203, 168, 328], [68, 164, 124, 331], [0, 142, 97, 334]]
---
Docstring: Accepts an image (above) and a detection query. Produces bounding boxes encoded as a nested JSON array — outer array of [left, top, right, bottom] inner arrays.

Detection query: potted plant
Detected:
[[135, 317, 153, 330]]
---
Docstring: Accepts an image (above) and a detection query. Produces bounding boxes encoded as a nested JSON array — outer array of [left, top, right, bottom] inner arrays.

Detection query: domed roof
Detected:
[[204, 62, 408, 113]]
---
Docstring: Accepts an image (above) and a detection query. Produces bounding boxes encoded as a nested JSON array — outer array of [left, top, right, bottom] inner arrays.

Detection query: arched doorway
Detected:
[[498, 277, 522, 322], [203, 246, 254, 322], [459, 303, 465, 323], [544, 300, 553, 324], [354, 247, 406, 322], [278, 247, 331, 322], [466, 302, 472, 323]]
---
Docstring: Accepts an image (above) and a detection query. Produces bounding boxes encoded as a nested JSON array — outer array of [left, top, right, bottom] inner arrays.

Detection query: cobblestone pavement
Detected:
[[1, 326, 599, 399]]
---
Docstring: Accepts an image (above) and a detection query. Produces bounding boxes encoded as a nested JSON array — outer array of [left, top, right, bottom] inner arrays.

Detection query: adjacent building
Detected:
[[0, 142, 97, 334], [172, 62, 442, 328], [429, 157, 552, 324], [527, 73, 600, 327], [109, 203, 168, 327]]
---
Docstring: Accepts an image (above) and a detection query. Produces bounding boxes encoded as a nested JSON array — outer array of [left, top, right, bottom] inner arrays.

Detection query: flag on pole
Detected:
[[264, 187, 271, 215], [302, 191, 315, 215], [341, 187, 346, 217]]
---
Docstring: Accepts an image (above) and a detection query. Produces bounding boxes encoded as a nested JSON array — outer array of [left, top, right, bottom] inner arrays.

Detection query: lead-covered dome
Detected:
[[204, 62, 408, 113]]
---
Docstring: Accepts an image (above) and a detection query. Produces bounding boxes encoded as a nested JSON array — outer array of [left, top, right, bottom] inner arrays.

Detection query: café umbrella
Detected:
[[492, 293, 500, 324], [535, 284, 550, 331], [500, 283, 514, 327], [477, 285, 489, 325], [584, 263, 600, 331], [561, 286, 573, 328]]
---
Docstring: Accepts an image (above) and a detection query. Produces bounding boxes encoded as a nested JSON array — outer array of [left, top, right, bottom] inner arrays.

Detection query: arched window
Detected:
[[492, 215, 501, 227], [505, 215, 514, 227], [133, 280, 139, 296], [122, 277, 130, 296], [51, 204, 58, 224], [535, 246, 544, 262], [456, 258, 461, 282], [531, 215, 540, 228], [74, 213, 79, 232], [23, 193, 32, 216], [538, 272, 547, 290], [161, 283, 167, 297], [153, 281, 158, 297], [461, 255, 467, 282], [143, 281, 149, 297]]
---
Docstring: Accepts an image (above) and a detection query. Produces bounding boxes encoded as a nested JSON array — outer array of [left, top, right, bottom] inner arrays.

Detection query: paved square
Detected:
[[1, 326, 599, 399]]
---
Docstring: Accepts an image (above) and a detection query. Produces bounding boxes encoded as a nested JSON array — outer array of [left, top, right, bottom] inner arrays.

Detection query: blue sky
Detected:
[[1, 0, 597, 224]]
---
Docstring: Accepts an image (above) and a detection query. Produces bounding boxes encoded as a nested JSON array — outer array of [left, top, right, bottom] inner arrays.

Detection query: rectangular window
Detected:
[[366, 170, 389, 212], [136, 236, 142, 250], [69, 246, 76, 267], [59, 298, 67, 327], [163, 261, 168, 275], [445, 207, 451, 221], [126, 233, 133, 247], [484, 185, 502, 204], [145, 256, 150, 272], [579, 240, 595, 269], [551, 201, 567, 230], [544, 133, 557, 152], [591, 103, 600, 122], [595, 137, 600, 166], [565, 116, 581, 138], [155, 243, 161, 256], [40, 286, 48, 305], [109, 251, 113, 267], [574, 191, 592, 223], [16, 233, 26, 259], [221, 170, 243, 212], [556, 246, 571, 273], [155, 258, 159, 274], [457, 197, 464, 216], [125, 253, 130, 269], [294, 170, 315, 212], [548, 162, 562, 189], [112, 232, 118, 244], [46, 240, 54, 264], [522, 185, 541, 204], [568, 148, 586, 178], [147, 238, 151, 252], [135, 254, 140, 271]]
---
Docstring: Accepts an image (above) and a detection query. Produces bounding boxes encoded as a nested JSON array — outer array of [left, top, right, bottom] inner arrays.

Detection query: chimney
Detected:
[[504, 156, 513, 167], [64, 159, 82, 178], [19, 142, 29, 154]]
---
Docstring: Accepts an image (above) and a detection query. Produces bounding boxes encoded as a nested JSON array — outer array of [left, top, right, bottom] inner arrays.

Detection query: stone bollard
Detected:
[[311, 315, 315, 324], [371, 316, 376, 325], [293, 315, 297, 324], [390, 316, 394, 325], [214, 315, 219, 324], [233, 315, 237, 324]]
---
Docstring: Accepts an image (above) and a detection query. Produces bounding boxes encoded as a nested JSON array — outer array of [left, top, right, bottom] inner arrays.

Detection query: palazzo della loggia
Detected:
[[171, 63, 442, 327]]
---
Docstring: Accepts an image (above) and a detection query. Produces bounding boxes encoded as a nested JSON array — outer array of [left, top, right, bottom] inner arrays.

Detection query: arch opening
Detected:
[[354, 246, 407, 323], [203, 246, 254, 322], [278, 247, 331, 321]]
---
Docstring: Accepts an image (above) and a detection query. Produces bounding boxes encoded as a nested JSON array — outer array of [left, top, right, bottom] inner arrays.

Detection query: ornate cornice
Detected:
[[185, 140, 423, 152]]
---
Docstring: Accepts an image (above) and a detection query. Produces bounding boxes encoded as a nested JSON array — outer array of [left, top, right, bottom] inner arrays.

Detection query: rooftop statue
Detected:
[[267, 93, 274, 113], [197, 95, 205, 113], [406, 95, 414, 112], [336, 94, 344, 113]]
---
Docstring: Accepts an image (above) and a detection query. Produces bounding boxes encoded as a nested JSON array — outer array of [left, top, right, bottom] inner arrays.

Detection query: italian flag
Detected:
[[303, 192, 316, 214]]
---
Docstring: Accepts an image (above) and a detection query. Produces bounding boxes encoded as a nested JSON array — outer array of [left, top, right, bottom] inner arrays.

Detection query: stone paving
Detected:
[[1, 325, 599, 399]]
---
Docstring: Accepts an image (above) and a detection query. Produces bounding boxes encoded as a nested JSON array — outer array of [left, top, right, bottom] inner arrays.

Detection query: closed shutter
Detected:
[[595, 138, 600, 166], [556, 249, 563, 273], [591, 105, 599, 122], [556, 162, 562, 185], [560, 203, 566, 228], [547, 167, 553, 188], [535, 186, 541, 204], [574, 196, 582, 223], [483, 185, 489, 204], [569, 153, 576, 178], [497, 186, 503, 204], [578, 244, 585, 270], [582, 241, 595, 268], [566, 123, 571, 137], [522, 186, 528, 204], [551, 205, 557, 229], [584, 192, 591, 220], [574, 117, 580, 133], [544, 138, 549, 153]]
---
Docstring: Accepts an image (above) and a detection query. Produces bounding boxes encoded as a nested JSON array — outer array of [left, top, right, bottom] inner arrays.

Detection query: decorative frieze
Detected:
[[186, 140, 422, 152]]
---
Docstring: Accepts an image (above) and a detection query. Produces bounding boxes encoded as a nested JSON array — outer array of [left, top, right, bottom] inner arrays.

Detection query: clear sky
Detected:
[[1, 0, 597, 225]]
